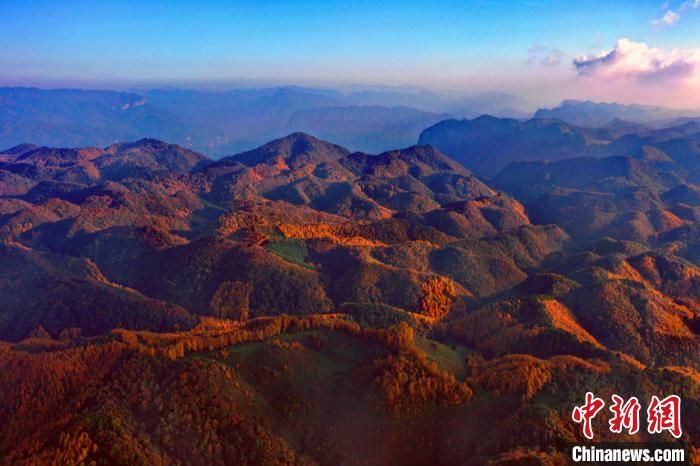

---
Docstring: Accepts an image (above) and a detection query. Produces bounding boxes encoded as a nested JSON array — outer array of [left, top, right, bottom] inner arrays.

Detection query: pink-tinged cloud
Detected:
[[652, 10, 680, 27], [573, 38, 700, 83]]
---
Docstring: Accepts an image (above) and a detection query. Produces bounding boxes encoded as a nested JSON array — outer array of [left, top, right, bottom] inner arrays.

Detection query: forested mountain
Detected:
[[0, 130, 698, 464]]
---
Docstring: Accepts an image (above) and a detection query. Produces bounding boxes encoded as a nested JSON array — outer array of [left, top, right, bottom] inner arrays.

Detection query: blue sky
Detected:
[[1, 0, 699, 106]]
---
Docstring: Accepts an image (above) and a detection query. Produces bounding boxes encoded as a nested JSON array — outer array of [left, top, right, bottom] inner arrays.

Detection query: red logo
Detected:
[[572, 393, 682, 440], [572, 392, 606, 440], [647, 395, 682, 439], [608, 395, 641, 435]]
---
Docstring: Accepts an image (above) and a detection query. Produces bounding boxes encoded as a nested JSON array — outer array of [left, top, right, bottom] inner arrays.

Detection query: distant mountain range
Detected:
[[287, 105, 450, 153], [0, 86, 532, 156], [418, 116, 610, 177], [534, 99, 699, 127], [419, 112, 700, 177], [4, 87, 700, 167]]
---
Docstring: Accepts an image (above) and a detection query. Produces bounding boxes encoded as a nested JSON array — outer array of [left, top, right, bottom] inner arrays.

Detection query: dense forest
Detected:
[[0, 129, 698, 464]]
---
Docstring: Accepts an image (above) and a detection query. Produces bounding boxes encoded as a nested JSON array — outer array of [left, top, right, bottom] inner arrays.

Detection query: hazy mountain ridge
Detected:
[[418, 111, 700, 177], [0, 86, 532, 156], [418, 115, 612, 177], [535, 99, 699, 127], [287, 105, 450, 152]]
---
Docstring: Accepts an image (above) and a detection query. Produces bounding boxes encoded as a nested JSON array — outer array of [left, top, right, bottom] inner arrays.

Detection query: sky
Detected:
[[1, 0, 700, 107]]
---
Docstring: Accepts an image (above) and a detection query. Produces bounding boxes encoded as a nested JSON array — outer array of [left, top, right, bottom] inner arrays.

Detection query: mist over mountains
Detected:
[[535, 100, 698, 127], [0, 86, 531, 156], [3, 87, 700, 163]]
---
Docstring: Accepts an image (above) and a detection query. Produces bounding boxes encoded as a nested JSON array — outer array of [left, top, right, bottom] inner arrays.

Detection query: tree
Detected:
[[209, 281, 253, 321], [418, 276, 458, 320]]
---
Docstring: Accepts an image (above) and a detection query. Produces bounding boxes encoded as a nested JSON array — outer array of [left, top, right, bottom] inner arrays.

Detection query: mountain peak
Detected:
[[341, 144, 470, 178], [472, 114, 510, 123], [15, 146, 87, 163], [222, 132, 350, 168], [418, 115, 596, 177], [380, 144, 469, 173], [0, 143, 39, 158], [103, 139, 208, 173], [106, 138, 171, 152]]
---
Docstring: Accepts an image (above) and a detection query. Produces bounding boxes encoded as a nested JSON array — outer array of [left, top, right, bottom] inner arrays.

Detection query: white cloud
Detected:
[[573, 38, 700, 83], [652, 9, 680, 26]]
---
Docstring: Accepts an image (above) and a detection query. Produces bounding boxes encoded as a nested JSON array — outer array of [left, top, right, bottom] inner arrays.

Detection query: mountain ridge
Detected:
[[0, 131, 697, 464]]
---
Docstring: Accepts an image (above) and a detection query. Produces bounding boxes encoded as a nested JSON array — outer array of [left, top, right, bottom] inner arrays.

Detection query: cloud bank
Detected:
[[573, 38, 700, 83]]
